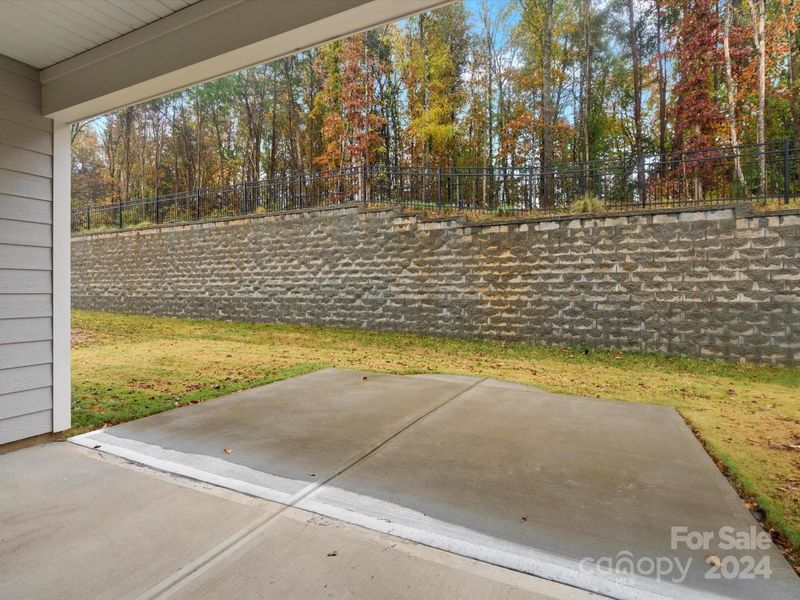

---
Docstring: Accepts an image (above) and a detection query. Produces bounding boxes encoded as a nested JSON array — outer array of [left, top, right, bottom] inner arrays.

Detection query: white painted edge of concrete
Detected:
[[69, 427, 737, 600], [69, 431, 310, 505], [296, 487, 737, 600]]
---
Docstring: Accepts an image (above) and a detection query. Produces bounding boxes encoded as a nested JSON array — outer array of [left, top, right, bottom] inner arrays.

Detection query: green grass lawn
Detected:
[[71, 309, 800, 569]]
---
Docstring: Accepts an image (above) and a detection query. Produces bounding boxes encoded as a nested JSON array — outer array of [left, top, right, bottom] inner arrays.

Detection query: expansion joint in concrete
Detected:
[[134, 377, 488, 600]]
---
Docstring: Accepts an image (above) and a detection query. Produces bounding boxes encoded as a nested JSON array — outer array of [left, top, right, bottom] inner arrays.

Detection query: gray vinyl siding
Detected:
[[0, 53, 53, 444]]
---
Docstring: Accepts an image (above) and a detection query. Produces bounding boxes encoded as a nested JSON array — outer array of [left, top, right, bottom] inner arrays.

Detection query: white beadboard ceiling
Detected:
[[0, 0, 202, 69]]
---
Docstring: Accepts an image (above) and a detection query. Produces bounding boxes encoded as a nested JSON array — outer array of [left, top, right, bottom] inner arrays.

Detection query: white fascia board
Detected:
[[41, 0, 452, 122]]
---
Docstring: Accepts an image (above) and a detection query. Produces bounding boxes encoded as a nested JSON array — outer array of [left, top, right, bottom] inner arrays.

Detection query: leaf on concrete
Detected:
[[705, 555, 721, 567]]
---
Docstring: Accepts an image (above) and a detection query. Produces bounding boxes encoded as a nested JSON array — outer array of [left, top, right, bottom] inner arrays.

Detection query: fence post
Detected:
[[437, 166, 443, 209], [155, 197, 160, 224], [365, 165, 371, 204], [118, 201, 123, 229], [639, 155, 647, 207], [86, 206, 90, 231], [298, 173, 304, 208], [784, 139, 791, 205], [528, 165, 534, 209], [196, 192, 201, 220], [359, 164, 367, 205]]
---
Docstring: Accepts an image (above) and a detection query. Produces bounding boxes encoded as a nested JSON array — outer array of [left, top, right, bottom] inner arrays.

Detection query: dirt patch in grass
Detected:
[[71, 309, 800, 569]]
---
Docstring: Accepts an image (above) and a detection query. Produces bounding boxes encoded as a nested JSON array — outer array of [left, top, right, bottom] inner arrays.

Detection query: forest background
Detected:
[[70, 0, 797, 208]]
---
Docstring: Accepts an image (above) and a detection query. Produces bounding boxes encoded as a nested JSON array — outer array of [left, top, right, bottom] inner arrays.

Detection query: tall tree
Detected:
[[723, 0, 747, 187], [670, 0, 723, 152], [654, 0, 668, 165], [541, 0, 555, 206], [314, 41, 345, 169], [627, 0, 645, 203], [121, 106, 135, 203], [748, 0, 767, 193], [401, 6, 468, 166]]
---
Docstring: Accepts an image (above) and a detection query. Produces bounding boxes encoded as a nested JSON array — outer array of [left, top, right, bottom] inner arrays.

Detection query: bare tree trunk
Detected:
[[139, 119, 147, 198], [579, 0, 592, 196], [480, 0, 495, 206], [498, 61, 508, 204], [748, 0, 766, 195], [122, 107, 134, 203], [284, 58, 301, 175], [153, 104, 164, 197], [210, 105, 226, 187], [723, 0, 746, 188], [627, 0, 645, 205], [194, 93, 203, 190], [792, 32, 800, 144], [540, 0, 555, 207], [388, 74, 401, 170], [102, 120, 119, 203], [269, 78, 278, 179], [783, 1, 800, 180], [171, 107, 179, 194], [655, 0, 667, 169], [70, 117, 99, 144]]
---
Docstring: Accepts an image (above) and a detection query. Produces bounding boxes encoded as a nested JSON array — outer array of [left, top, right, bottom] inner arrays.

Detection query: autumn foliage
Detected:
[[669, 0, 724, 153], [72, 0, 800, 208]]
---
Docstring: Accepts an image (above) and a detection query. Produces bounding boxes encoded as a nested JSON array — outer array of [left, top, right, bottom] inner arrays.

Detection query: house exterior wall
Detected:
[[0, 54, 55, 444], [72, 204, 800, 366]]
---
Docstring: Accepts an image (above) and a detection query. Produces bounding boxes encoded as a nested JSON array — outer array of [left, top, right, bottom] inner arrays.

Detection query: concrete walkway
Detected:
[[3, 369, 797, 599], [0, 443, 588, 600]]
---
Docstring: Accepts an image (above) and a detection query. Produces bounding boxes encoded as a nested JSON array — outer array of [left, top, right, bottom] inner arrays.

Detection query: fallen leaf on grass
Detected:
[[768, 442, 800, 451]]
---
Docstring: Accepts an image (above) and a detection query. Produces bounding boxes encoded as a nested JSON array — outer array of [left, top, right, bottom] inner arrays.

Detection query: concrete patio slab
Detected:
[[72, 368, 479, 503], [299, 377, 799, 599], [69, 369, 799, 600], [0, 443, 273, 600]]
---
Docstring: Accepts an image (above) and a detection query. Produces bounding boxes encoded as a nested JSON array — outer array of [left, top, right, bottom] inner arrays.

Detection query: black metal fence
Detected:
[[71, 140, 800, 233]]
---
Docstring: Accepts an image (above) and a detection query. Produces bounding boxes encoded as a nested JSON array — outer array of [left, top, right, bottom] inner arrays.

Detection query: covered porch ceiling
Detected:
[[0, 0, 452, 123]]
